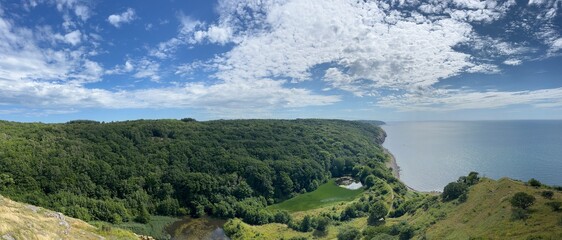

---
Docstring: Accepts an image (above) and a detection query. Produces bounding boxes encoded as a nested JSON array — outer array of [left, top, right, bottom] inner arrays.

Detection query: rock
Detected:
[[2, 234, 15, 240]]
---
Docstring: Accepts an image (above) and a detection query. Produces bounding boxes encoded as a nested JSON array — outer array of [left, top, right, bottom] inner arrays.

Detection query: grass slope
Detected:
[[406, 178, 562, 239], [268, 179, 364, 212], [0, 195, 137, 240]]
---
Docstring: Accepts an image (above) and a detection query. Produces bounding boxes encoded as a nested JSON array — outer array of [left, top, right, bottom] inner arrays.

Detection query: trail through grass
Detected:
[[268, 179, 364, 212]]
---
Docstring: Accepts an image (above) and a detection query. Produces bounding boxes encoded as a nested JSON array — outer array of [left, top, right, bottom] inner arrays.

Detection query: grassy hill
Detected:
[[413, 178, 562, 239], [0, 194, 137, 240], [223, 176, 562, 239]]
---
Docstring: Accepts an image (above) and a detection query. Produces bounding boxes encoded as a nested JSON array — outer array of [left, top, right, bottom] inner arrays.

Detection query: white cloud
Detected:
[[378, 88, 562, 111], [503, 59, 522, 65], [550, 37, 562, 52], [194, 25, 233, 45], [132, 59, 160, 82], [108, 8, 136, 27], [211, 0, 483, 94], [63, 30, 81, 45], [74, 5, 90, 21]]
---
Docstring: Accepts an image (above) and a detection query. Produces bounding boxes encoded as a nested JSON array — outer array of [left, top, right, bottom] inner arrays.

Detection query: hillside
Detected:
[[414, 178, 562, 239], [222, 176, 562, 240], [0, 194, 137, 239], [0, 119, 393, 236]]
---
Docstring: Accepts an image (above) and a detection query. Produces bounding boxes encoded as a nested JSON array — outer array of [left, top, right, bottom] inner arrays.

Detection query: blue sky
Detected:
[[0, 0, 561, 122]]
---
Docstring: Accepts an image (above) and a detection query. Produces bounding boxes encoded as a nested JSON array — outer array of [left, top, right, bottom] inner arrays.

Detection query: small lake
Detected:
[[382, 121, 562, 192], [166, 217, 229, 240]]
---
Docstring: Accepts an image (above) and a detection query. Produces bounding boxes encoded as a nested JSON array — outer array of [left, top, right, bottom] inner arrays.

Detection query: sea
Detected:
[[381, 120, 562, 192]]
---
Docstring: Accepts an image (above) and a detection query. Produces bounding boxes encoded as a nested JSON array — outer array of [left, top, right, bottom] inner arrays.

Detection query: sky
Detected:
[[0, 0, 561, 122]]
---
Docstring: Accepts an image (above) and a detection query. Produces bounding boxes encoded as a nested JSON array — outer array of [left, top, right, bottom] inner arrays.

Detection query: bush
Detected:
[[300, 215, 315, 232], [337, 227, 361, 240], [389, 222, 414, 240], [511, 208, 529, 220], [510, 192, 536, 210], [541, 190, 554, 199], [442, 182, 468, 202], [273, 210, 292, 224], [528, 178, 542, 187], [365, 175, 376, 189], [314, 216, 330, 232], [545, 201, 562, 212]]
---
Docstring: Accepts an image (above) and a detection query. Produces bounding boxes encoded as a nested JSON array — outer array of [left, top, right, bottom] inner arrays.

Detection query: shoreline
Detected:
[[383, 147, 400, 179], [383, 146, 441, 194]]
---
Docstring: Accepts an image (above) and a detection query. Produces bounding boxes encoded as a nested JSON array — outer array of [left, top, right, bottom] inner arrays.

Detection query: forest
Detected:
[[0, 119, 394, 225]]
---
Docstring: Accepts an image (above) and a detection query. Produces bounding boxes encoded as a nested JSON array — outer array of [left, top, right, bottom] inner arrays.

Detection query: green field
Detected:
[[268, 179, 364, 212]]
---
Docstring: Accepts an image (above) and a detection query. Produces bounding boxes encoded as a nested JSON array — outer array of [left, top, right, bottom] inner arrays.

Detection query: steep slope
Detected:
[[0, 195, 137, 240]]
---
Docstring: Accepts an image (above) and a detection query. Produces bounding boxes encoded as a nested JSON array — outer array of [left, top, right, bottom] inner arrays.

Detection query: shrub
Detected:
[[314, 216, 331, 232], [511, 208, 529, 220], [510, 192, 536, 210], [545, 201, 562, 212], [365, 175, 377, 189], [337, 227, 361, 240], [541, 190, 554, 199], [528, 178, 542, 187]]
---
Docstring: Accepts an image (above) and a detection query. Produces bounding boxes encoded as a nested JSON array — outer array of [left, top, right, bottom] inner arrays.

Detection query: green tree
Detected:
[[135, 206, 150, 224], [367, 201, 388, 225], [0, 173, 15, 190], [337, 226, 360, 240], [442, 182, 468, 201], [314, 216, 330, 232], [365, 175, 376, 189], [510, 192, 536, 210], [300, 215, 313, 232], [528, 178, 542, 187]]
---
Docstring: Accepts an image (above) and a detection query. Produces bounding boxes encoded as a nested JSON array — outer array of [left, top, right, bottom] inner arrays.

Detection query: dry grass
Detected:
[[0, 195, 137, 240]]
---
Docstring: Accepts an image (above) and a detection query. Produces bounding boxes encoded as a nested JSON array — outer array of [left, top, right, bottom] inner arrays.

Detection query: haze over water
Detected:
[[382, 121, 562, 192]]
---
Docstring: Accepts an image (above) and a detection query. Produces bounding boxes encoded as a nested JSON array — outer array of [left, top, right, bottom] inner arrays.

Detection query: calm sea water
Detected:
[[382, 121, 562, 192]]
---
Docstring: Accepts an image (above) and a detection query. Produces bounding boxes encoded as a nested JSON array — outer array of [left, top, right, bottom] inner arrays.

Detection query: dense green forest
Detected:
[[0, 119, 395, 225]]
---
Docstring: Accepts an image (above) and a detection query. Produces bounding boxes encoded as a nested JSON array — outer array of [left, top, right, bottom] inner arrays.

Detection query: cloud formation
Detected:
[[1, 0, 561, 117], [108, 8, 136, 27]]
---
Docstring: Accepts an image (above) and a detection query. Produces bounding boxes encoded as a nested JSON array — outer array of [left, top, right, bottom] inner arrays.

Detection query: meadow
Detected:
[[268, 179, 364, 212]]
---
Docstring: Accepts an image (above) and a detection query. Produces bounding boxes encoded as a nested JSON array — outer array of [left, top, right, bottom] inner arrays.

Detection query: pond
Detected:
[[166, 217, 229, 240]]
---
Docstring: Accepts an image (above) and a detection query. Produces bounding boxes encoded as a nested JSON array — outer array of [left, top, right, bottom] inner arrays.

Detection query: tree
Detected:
[[528, 178, 542, 187], [0, 173, 15, 190], [300, 215, 313, 232], [365, 175, 376, 189], [135, 206, 150, 224], [510, 192, 536, 210], [466, 172, 480, 185], [442, 182, 468, 201], [367, 201, 388, 225], [337, 227, 360, 240], [314, 216, 330, 232], [273, 210, 291, 224]]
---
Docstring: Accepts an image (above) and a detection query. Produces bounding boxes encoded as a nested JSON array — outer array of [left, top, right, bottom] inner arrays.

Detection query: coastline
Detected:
[[383, 147, 400, 179], [383, 146, 441, 194]]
